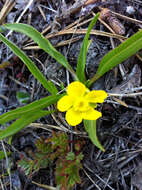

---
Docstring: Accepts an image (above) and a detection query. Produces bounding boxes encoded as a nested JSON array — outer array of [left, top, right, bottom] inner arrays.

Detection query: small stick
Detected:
[[0, 0, 15, 24], [108, 92, 142, 97]]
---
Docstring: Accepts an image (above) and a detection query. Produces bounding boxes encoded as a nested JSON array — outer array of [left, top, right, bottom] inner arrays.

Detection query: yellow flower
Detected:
[[57, 81, 107, 126]]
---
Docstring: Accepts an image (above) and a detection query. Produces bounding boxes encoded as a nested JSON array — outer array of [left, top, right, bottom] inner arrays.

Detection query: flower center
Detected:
[[73, 98, 90, 112]]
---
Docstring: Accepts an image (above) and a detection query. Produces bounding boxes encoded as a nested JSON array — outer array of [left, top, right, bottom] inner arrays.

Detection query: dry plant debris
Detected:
[[0, 0, 142, 190]]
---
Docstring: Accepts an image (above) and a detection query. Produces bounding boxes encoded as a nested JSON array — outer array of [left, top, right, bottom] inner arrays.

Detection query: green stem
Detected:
[[87, 74, 100, 87], [69, 68, 79, 81]]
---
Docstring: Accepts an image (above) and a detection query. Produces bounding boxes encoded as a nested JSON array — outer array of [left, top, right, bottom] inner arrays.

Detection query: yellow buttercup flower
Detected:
[[57, 81, 107, 126]]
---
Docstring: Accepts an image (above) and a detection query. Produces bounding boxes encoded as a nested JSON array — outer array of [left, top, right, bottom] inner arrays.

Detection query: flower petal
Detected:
[[82, 108, 102, 120], [73, 97, 90, 112], [85, 90, 107, 103], [65, 108, 83, 126], [57, 95, 74, 112], [67, 81, 87, 97]]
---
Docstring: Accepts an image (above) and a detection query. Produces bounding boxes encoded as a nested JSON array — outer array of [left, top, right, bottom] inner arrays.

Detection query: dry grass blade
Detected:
[[6, 0, 34, 37], [23, 28, 126, 50], [32, 181, 56, 190], [24, 36, 82, 50], [28, 122, 86, 135], [109, 92, 142, 97], [0, 0, 15, 24], [37, 5, 46, 21], [55, 36, 82, 47], [24, 11, 126, 50], [110, 10, 142, 25], [45, 29, 126, 40], [0, 178, 9, 190], [83, 169, 102, 190], [106, 99, 142, 112], [112, 97, 128, 107]]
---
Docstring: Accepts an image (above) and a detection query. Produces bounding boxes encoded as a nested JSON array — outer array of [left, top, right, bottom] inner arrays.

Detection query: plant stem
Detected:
[[87, 74, 99, 87]]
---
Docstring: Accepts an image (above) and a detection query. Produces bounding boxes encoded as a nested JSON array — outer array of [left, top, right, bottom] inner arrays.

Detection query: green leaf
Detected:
[[0, 26, 6, 33], [0, 94, 63, 124], [4, 23, 77, 79], [16, 91, 30, 104], [36, 138, 52, 154], [18, 158, 34, 176], [66, 152, 75, 161], [0, 110, 53, 140], [0, 33, 54, 93], [66, 164, 82, 186], [0, 151, 11, 160], [51, 132, 68, 152], [88, 30, 142, 86], [76, 13, 100, 83], [76, 153, 84, 164], [84, 120, 105, 151], [46, 80, 58, 95]]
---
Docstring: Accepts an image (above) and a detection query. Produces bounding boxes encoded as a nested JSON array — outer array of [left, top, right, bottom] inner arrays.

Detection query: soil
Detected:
[[0, 0, 142, 190]]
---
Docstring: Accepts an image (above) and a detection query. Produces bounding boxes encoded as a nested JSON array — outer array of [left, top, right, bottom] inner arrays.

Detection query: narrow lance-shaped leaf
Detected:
[[4, 23, 77, 79], [84, 120, 105, 151], [0, 33, 54, 93], [0, 110, 54, 140], [76, 13, 100, 83], [88, 30, 142, 86], [0, 94, 63, 124], [46, 80, 58, 95]]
